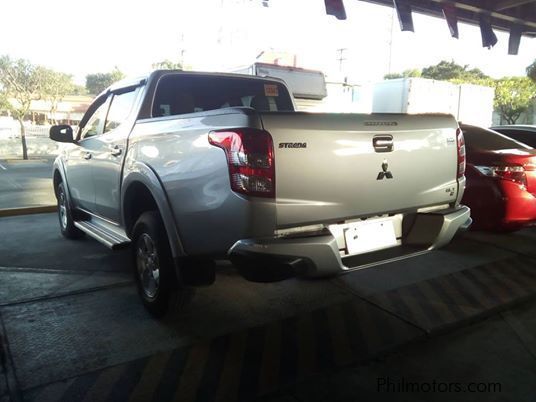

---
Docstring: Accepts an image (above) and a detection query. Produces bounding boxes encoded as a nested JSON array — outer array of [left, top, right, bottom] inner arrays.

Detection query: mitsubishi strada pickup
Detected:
[[49, 70, 471, 316]]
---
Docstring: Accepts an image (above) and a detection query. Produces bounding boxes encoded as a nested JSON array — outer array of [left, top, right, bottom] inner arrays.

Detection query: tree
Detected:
[[85, 67, 125, 95], [0, 91, 9, 112], [40, 69, 75, 124], [151, 59, 183, 70], [421, 60, 489, 82], [384, 69, 421, 80], [493, 77, 536, 124], [527, 59, 536, 82], [0, 55, 45, 160], [71, 84, 87, 95]]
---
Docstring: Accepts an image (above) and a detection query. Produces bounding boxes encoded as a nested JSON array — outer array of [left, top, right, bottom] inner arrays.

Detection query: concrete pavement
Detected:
[[0, 158, 56, 209], [1, 213, 536, 401]]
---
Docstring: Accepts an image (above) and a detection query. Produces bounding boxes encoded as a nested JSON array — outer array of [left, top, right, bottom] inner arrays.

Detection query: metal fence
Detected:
[[0, 124, 74, 139], [24, 125, 52, 137]]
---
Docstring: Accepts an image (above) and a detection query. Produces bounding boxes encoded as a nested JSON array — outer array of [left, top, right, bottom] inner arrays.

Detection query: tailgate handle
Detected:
[[373, 135, 393, 153]]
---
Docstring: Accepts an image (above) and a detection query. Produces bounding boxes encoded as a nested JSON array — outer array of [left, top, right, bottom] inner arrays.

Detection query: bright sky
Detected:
[[0, 0, 533, 85]]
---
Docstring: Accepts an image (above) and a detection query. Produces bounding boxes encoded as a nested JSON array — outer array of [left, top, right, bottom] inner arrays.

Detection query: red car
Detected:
[[460, 123, 536, 231]]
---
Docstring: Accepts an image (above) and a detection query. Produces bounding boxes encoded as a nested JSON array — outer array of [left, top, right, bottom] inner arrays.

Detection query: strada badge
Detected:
[[365, 121, 398, 127], [279, 142, 307, 148]]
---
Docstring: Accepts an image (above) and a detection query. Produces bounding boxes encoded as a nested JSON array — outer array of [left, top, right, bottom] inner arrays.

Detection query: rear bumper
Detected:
[[228, 205, 471, 282]]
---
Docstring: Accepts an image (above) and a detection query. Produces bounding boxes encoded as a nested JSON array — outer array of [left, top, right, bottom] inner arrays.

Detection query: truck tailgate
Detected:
[[259, 112, 460, 227]]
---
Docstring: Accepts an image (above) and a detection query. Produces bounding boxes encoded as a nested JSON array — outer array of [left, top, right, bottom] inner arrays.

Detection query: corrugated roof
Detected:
[[325, 0, 536, 54]]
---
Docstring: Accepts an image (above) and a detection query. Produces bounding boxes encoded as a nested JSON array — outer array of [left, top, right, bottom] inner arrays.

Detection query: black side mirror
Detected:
[[49, 125, 75, 143]]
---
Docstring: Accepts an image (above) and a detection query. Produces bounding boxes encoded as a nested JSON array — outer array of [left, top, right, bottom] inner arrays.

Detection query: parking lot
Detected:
[[1, 213, 536, 402], [0, 158, 56, 209]]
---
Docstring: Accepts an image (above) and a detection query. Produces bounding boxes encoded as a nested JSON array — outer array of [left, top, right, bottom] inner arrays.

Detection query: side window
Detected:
[[81, 101, 109, 139], [104, 88, 138, 133]]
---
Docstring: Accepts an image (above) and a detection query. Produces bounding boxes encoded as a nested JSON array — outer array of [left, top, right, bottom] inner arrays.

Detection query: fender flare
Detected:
[[121, 162, 186, 259], [52, 157, 73, 207]]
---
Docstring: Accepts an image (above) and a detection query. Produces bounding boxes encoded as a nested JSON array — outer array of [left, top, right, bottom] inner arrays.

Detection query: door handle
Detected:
[[109, 145, 122, 156], [372, 135, 394, 153], [84, 152, 92, 160]]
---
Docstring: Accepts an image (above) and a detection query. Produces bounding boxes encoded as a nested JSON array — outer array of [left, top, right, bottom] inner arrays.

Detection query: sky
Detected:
[[0, 0, 534, 85]]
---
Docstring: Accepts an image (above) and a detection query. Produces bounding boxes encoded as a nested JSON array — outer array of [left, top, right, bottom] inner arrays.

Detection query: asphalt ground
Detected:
[[0, 159, 56, 209], [1, 213, 536, 401]]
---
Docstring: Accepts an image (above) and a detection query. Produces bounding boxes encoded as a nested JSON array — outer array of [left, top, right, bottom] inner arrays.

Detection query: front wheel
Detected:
[[132, 211, 194, 317], [56, 182, 84, 239]]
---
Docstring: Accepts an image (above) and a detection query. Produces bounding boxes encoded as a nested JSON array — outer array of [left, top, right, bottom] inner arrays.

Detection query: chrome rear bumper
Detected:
[[229, 206, 471, 282]]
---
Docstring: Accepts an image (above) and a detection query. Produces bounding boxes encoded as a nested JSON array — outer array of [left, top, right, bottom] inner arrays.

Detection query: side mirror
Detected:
[[49, 125, 75, 143]]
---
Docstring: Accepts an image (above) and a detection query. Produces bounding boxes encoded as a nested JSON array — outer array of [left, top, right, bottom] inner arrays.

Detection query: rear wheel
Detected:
[[132, 211, 194, 317], [56, 182, 84, 239]]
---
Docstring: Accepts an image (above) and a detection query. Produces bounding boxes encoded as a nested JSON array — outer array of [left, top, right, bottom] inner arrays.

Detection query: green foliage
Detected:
[[0, 55, 42, 118], [0, 91, 9, 111], [493, 77, 536, 124], [384, 69, 421, 80], [39, 68, 75, 123], [85, 67, 125, 95], [527, 59, 536, 82], [0, 55, 45, 159], [421, 60, 489, 82], [71, 84, 87, 95], [0, 55, 80, 157], [151, 59, 183, 70]]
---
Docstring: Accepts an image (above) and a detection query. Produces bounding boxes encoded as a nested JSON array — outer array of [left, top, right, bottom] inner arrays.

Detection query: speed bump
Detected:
[[367, 255, 536, 333], [19, 255, 536, 402], [24, 299, 422, 402]]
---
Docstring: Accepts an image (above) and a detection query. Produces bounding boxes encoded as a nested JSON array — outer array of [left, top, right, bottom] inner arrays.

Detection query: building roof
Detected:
[[324, 0, 536, 54]]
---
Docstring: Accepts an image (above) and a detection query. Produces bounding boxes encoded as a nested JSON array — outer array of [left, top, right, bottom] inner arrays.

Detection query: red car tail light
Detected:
[[457, 127, 466, 179], [474, 165, 527, 188], [208, 128, 275, 198]]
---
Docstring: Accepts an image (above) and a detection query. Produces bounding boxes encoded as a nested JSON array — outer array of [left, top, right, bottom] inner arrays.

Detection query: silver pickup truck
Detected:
[[50, 70, 471, 316]]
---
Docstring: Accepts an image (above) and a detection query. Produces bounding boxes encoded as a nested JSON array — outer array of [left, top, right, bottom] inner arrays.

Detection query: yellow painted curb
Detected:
[[0, 205, 56, 217]]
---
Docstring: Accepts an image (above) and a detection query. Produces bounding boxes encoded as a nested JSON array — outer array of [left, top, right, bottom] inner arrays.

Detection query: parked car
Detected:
[[461, 123, 536, 231], [490, 125, 536, 148], [49, 70, 470, 316]]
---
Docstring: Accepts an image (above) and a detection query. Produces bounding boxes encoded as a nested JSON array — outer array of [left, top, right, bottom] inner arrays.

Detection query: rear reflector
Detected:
[[457, 127, 466, 179], [208, 128, 275, 198]]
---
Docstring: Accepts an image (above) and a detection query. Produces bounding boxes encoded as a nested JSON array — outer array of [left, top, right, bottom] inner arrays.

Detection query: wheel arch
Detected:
[[121, 164, 185, 260], [52, 158, 72, 203]]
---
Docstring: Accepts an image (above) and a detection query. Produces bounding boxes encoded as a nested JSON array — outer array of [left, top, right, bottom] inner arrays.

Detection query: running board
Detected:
[[74, 220, 131, 250]]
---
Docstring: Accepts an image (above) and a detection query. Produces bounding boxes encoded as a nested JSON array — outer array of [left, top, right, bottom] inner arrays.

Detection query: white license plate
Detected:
[[344, 218, 397, 255]]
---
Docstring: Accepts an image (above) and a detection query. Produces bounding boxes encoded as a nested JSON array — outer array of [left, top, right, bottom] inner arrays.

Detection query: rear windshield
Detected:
[[152, 74, 294, 117], [491, 127, 536, 148], [460, 124, 532, 151]]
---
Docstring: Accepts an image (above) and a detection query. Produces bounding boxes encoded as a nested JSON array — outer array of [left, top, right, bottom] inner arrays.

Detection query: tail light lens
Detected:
[[457, 127, 466, 179], [474, 165, 527, 188], [208, 128, 275, 198]]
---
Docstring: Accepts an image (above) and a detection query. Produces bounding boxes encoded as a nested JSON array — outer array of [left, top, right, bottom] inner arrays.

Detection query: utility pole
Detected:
[[336, 48, 347, 73], [387, 9, 395, 75]]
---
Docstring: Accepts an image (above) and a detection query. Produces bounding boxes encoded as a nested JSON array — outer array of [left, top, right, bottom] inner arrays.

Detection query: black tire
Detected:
[[56, 182, 84, 239], [132, 211, 194, 317]]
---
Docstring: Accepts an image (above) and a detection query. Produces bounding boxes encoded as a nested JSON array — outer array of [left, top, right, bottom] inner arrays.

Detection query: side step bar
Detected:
[[74, 220, 131, 250]]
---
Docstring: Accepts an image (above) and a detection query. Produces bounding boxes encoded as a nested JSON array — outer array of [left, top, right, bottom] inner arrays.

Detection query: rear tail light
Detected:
[[208, 128, 275, 198], [456, 127, 466, 178], [474, 165, 527, 188]]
